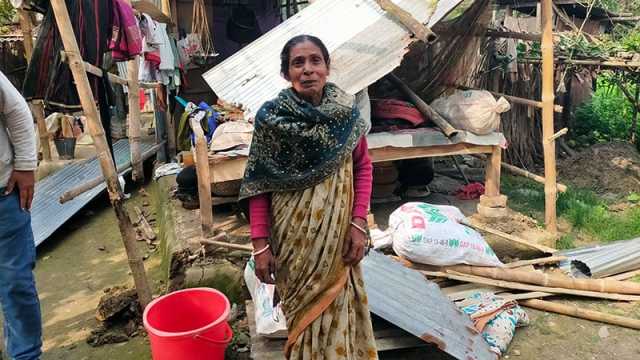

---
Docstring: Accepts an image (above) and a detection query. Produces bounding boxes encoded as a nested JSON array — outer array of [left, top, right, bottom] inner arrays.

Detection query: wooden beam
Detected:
[[58, 142, 165, 203], [485, 29, 541, 41], [418, 270, 640, 302], [501, 162, 568, 192], [127, 56, 144, 182], [541, 0, 558, 233], [448, 265, 640, 295], [374, 0, 437, 43], [191, 117, 214, 237], [609, 16, 640, 22], [520, 299, 640, 330], [30, 100, 51, 161], [454, 84, 564, 113], [369, 144, 494, 163], [461, 218, 557, 253], [483, 146, 501, 198], [505, 255, 567, 269], [60, 51, 158, 88], [388, 74, 459, 137], [50, 0, 152, 308], [521, 58, 640, 69], [547, 127, 568, 143], [18, 10, 33, 63]]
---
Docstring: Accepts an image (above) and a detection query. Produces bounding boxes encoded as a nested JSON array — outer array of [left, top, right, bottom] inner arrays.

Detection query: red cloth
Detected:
[[372, 99, 426, 126], [249, 137, 373, 239], [455, 182, 485, 200]]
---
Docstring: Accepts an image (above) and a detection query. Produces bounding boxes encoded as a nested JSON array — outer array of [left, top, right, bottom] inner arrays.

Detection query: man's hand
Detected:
[[342, 217, 368, 265], [5, 170, 35, 211], [253, 238, 276, 284]]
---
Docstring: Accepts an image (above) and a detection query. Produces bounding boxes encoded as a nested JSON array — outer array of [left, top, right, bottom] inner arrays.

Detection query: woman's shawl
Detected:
[[238, 83, 366, 200]]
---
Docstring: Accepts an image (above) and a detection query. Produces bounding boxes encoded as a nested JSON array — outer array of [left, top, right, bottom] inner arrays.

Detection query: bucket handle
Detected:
[[194, 323, 233, 344]]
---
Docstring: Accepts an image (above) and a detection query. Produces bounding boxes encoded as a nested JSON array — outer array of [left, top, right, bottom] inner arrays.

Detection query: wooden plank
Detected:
[[18, 10, 33, 62], [483, 146, 502, 198], [191, 118, 214, 237], [247, 302, 428, 359], [369, 144, 494, 163], [127, 56, 144, 182]]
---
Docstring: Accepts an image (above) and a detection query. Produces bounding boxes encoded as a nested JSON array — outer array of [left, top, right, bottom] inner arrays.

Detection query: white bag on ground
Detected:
[[389, 202, 503, 267], [244, 257, 288, 338], [431, 90, 511, 135]]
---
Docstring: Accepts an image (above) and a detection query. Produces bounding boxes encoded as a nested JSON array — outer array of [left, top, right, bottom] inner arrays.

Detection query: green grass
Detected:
[[501, 175, 640, 245]]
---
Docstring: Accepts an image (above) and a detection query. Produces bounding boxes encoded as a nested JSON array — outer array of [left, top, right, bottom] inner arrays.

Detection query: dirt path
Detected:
[[1, 187, 162, 359]]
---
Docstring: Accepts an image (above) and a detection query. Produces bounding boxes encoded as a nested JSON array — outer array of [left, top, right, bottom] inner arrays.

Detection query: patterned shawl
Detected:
[[238, 83, 366, 200]]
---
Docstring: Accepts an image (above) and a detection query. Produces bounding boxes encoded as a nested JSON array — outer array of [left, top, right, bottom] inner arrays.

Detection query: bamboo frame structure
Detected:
[[50, 0, 152, 307]]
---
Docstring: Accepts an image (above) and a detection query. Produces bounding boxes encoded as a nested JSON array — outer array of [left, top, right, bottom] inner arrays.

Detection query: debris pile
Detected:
[[87, 286, 143, 347]]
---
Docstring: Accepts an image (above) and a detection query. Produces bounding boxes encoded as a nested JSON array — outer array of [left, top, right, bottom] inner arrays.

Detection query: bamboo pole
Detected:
[[127, 57, 144, 182], [388, 74, 460, 137], [521, 58, 640, 69], [60, 51, 158, 88], [520, 299, 640, 330], [58, 141, 165, 203], [30, 100, 52, 161], [418, 269, 640, 302], [374, 0, 437, 43], [454, 84, 564, 113], [541, 0, 558, 233], [485, 29, 541, 42], [501, 162, 568, 192], [505, 255, 567, 269], [461, 218, 557, 253], [608, 269, 640, 282], [18, 10, 33, 63], [190, 117, 214, 237], [50, 0, 152, 308], [447, 265, 640, 295]]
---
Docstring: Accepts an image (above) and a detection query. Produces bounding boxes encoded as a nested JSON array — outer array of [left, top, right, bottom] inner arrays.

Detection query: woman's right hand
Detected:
[[253, 238, 276, 284]]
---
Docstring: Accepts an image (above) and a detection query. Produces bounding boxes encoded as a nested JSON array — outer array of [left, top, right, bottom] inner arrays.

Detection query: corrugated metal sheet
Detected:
[[203, 0, 464, 117], [559, 238, 640, 278], [361, 251, 495, 360], [31, 139, 158, 246]]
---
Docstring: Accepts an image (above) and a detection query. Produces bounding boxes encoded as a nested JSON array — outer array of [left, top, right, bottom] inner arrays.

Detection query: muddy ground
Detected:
[[559, 141, 640, 198]]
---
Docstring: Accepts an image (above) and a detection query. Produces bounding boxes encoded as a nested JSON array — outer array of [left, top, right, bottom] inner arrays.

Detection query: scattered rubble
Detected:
[[87, 286, 143, 347]]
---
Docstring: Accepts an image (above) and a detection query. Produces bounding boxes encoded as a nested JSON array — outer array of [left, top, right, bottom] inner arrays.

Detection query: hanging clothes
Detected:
[[110, 0, 143, 61], [23, 0, 114, 112]]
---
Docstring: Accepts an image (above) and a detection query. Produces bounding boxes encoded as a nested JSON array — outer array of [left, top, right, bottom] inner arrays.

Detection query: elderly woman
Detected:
[[239, 35, 378, 359]]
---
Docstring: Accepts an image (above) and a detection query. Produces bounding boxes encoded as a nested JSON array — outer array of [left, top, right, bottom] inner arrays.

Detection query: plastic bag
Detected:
[[431, 90, 511, 135], [389, 202, 503, 267], [244, 257, 288, 338], [177, 33, 204, 65]]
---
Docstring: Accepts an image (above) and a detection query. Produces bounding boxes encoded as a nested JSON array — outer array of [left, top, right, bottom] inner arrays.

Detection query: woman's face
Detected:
[[286, 41, 329, 105]]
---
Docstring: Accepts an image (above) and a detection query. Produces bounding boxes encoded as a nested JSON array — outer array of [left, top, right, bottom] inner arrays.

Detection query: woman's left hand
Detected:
[[343, 217, 368, 265]]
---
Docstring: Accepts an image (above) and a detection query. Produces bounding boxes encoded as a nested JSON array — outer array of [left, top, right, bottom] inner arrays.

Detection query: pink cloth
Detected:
[[109, 0, 143, 61], [249, 137, 373, 239]]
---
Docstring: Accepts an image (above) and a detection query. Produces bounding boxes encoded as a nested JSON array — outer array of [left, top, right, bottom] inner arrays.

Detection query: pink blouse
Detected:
[[248, 137, 373, 240]]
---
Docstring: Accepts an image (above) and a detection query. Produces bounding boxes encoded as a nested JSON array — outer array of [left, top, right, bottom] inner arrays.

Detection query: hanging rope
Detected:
[[192, 0, 215, 56]]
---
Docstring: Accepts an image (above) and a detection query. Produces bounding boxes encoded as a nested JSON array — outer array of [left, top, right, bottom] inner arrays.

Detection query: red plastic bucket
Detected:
[[143, 288, 233, 360]]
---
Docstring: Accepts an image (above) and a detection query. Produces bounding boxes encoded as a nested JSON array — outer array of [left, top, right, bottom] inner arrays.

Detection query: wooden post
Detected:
[[127, 57, 144, 182], [30, 100, 52, 161], [50, 0, 152, 308], [541, 0, 558, 233], [190, 117, 214, 237], [18, 10, 33, 63], [478, 146, 507, 217]]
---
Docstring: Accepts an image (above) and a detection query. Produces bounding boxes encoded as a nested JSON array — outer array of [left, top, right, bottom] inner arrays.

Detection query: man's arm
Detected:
[[0, 72, 37, 210]]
